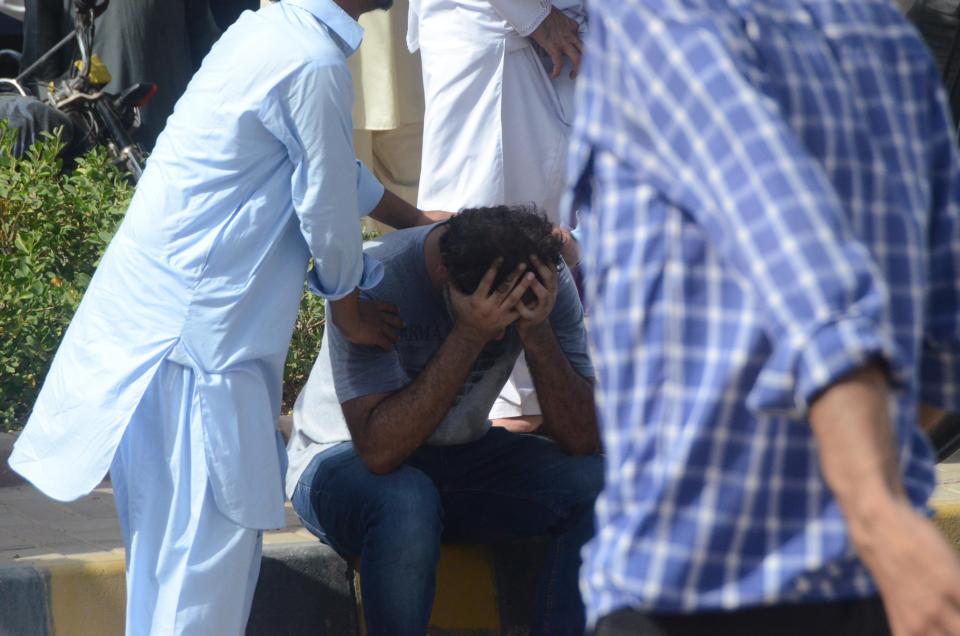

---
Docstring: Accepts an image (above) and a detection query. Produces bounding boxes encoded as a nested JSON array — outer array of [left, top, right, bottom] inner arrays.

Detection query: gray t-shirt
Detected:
[[285, 224, 594, 496]]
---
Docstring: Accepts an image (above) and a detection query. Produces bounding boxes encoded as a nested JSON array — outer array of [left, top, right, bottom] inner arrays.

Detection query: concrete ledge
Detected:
[[0, 533, 543, 636], [0, 565, 51, 635], [248, 539, 359, 635], [4, 516, 960, 636], [0, 536, 360, 636]]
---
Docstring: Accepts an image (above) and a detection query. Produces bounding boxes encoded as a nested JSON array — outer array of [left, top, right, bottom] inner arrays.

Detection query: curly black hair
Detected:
[[438, 204, 563, 294]]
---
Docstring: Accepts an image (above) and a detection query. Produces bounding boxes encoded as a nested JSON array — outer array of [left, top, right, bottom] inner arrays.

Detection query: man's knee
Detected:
[[376, 468, 442, 523], [361, 468, 443, 551], [560, 452, 605, 505], [557, 454, 603, 535], [303, 454, 443, 557]]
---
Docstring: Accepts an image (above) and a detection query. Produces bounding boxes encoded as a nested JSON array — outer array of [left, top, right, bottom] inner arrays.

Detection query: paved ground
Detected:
[[0, 431, 308, 565]]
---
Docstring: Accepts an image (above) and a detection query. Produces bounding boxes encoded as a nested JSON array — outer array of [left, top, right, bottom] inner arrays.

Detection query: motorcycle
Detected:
[[0, 0, 154, 181]]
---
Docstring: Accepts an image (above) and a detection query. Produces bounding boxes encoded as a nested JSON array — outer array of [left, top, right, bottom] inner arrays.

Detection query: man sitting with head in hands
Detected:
[[286, 204, 603, 636]]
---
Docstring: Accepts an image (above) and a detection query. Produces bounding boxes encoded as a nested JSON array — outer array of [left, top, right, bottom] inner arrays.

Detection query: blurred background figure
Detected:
[[210, 0, 257, 30], [0, 0, 23, 20], [18, 0, 233, 148], [0, 0, 22, 77], [350, 0, 424, 219]]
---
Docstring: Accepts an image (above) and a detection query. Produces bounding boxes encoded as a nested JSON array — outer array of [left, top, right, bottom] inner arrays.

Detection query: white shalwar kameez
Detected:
[[8, 1, 384, 633], [410, 0, 583, 417]]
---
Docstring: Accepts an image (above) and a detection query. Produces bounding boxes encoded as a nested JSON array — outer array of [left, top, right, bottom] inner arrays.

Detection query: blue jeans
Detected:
[[291, 427, 603, 636]]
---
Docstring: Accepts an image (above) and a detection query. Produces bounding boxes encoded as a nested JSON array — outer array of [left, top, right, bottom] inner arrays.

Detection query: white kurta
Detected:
[[410, 0, 582, 223]]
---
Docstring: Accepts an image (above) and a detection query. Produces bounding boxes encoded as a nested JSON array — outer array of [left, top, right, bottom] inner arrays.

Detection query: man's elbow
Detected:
[[568, 420, 602, 456], [355, 445, 400, 475], [541, 415, 601, 456], [553, 410, 601, 455], [555, 426, 601, 456]]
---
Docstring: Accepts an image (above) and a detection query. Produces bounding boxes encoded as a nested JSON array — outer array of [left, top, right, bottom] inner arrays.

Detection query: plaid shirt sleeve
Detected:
[[605, 8, 905, 413]]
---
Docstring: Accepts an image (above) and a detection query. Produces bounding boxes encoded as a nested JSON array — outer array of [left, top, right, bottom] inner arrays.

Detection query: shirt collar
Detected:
[[284, 0, 364, 55]]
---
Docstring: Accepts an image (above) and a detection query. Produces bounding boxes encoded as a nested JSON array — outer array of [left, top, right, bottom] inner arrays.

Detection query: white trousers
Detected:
[[111, 360, 262, 635]]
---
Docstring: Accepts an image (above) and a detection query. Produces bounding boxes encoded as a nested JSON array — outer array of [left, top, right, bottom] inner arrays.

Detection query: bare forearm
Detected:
[[809, 364, 905, 539], [810, 364, 960, 634], [521, 324, 599, 454], [355, 328, 486, 473], [368, 190, 433, 230], [328, 289, 361, 330]]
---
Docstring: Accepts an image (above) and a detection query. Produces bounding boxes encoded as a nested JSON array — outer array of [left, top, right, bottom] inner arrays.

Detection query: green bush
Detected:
[[283, 280, 326, 413], [0, 122, 365, 431], [0, 124, 133, 431]]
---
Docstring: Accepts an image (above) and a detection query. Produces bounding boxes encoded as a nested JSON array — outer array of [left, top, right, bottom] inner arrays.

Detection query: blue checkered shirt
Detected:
[[568, 0, 960, 624]]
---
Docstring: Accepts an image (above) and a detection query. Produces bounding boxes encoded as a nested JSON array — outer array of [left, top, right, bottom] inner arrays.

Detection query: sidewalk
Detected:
[[4, 429, 959, 564], [0, 431, 309, 565]]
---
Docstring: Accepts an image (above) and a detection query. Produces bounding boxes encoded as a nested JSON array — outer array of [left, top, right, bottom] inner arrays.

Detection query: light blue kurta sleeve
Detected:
[[356, 160, 385, 216], [258, 59, 380, 300]]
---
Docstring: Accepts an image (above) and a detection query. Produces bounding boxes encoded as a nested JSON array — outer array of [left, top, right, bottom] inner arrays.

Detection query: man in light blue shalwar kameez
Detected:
[[8, 0, 438, 633]]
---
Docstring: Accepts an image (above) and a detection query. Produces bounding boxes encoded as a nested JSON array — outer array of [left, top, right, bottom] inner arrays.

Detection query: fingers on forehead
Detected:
[[474, 262, 500, 292]]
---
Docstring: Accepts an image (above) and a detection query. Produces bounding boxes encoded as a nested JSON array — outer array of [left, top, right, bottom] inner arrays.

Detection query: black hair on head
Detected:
[[438, 204, 563, 294]]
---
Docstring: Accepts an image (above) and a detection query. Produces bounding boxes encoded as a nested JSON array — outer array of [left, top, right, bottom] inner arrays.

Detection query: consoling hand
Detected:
[[530, 7, 582, 79], [552, 226, 580, 267], [447, 259, 534, 345], [339, 300, 404, 351], [421, 210, 455, 225]]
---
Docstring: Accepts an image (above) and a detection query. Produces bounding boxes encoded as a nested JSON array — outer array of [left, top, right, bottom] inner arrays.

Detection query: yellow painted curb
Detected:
[[354, 544, 501, 634], [933, 501, 960, 549], [430, 545, 500, 632], [262, 528, 316, 546], [44, 555, 126, 636]]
